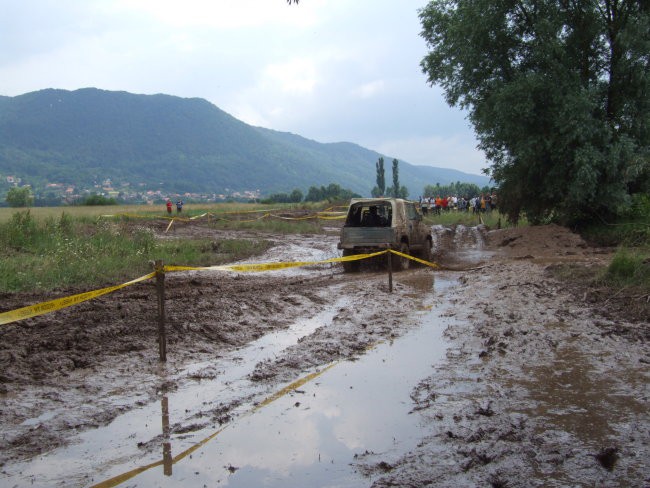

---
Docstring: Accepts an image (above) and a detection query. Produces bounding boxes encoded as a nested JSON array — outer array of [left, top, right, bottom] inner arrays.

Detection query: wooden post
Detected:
[[387, 250, 393, 293], [154, 259, 167, 362]]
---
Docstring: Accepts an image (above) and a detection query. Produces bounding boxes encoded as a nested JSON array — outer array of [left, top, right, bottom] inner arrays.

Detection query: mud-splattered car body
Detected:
[[337, 198, 432, 271]]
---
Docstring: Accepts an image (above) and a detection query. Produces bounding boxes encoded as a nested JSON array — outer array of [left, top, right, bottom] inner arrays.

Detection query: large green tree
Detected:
[[6, 186, 33, 207], [420, 0, 649, 224]]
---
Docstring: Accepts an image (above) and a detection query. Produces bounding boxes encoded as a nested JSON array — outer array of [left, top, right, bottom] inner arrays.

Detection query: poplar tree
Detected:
[[375, 157, 386, 196]]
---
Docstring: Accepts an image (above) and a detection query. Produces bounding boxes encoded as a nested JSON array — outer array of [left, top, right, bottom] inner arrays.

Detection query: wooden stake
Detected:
[[154, 259, 167, 362], [387, 251, 393, 293]]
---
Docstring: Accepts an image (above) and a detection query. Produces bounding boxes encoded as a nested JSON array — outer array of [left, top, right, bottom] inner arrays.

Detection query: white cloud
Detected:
[[263, 58, 318, 95], [351, 80, 385, 99], [107, 0, 320, 29], [0, 0, 489, 176]]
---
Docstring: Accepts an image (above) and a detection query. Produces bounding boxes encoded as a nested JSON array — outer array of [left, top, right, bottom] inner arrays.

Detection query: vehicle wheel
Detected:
[[342, 249, 360, 273], [393, 242, 410, 271], [419, 238, 433, 264]]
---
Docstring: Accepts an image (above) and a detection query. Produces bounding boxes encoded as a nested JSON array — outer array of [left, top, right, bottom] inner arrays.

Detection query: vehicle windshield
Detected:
[[345, 202, 392, 227]]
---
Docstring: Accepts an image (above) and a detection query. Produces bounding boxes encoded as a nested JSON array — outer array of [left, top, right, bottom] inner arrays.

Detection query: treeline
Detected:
[[422, 181, 492, 199], [261, 183, 360, 204]]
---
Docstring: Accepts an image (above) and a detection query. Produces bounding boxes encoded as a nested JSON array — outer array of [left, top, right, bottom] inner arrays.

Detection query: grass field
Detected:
[[0, 202, 329, 222], [423, 209, 523, 229]]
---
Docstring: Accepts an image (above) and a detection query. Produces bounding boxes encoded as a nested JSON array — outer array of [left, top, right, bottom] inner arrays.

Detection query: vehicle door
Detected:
[[404, 201, 427, 246]]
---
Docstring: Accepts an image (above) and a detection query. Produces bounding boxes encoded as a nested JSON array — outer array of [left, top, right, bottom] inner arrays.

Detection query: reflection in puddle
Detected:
[[4, 276, 456, 487], [123, 280, 454, 487]]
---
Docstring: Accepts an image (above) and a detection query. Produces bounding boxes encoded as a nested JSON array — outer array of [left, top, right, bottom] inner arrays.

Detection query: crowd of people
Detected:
[[418, 193, 497, 215]]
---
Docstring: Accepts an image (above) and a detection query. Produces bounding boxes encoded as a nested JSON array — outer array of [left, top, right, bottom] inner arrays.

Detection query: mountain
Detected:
[[0, 88, 489, 198]]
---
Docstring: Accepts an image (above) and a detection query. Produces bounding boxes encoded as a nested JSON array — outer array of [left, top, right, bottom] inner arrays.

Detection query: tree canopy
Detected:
[[6, 186, 33, 207], [420, 0, 649, 224]]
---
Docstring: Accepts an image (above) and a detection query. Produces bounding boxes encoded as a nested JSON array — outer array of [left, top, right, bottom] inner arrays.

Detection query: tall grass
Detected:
[[600, 247, 650, 292], [0, 211, 271, 292]]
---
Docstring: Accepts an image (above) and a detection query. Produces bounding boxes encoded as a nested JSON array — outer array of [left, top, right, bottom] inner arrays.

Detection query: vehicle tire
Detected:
[[342, 249, 360, 273], [419, 238, 433, 265], [393, 242, 410, 271]]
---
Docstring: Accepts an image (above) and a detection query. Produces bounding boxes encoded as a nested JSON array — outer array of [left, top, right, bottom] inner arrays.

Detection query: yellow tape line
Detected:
[[0, 250, 438, 327], [164, 219, 174, 233], [389, 249, 439, 269], [164, 250, 389, 274], [0, 273, 156, 326]]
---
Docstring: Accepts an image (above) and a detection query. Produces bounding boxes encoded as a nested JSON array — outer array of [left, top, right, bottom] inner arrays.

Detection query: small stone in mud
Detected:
[[594, 446, 619, 471], [476, 402, 495, 417], [376, 461, 393, 472]]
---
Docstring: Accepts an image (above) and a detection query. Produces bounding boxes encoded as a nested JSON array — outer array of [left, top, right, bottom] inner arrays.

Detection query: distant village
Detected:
[[1, 175, 262, 205]]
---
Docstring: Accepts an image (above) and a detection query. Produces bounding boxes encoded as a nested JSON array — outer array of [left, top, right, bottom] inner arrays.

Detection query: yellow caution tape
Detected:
[[0, 273, 156, 326], [0, 249, 437, 327], [164, 250, 388, 274], [389, 249, 439, 268]]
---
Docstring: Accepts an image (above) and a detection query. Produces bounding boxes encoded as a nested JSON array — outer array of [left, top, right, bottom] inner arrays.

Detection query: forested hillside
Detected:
[[0, 88, 489, 198]]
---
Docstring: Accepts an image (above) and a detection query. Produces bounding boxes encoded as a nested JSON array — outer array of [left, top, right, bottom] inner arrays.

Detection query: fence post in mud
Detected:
[[387, 250, 393, 293], [154, 259, 167, 362]]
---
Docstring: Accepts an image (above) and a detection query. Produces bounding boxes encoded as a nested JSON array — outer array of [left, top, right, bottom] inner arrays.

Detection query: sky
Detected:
[[0, 0, 488, 176]]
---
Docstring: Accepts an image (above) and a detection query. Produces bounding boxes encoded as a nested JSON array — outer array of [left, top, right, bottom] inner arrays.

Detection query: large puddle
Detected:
[[3, 275, 457, 488]]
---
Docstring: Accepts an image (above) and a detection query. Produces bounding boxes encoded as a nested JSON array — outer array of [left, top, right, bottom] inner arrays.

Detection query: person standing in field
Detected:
[[166, 199, 172, 214], [176, 200, 183, 213]]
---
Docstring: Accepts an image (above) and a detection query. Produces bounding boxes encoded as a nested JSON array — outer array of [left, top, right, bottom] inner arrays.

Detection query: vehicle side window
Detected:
[[406, 203, 418, 220]]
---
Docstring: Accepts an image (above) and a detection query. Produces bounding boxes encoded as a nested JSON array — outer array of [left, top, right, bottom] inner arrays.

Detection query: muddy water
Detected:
[[106, 277, 454, 487], [2, 275, 456, 488]]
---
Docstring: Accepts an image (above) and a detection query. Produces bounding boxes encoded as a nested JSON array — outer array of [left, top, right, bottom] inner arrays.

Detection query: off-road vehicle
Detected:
[[337, 198, 432, 271]]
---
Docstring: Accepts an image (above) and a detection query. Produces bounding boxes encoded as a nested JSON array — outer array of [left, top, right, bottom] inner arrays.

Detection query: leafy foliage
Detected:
[[6, 186, 33, 207], [261, 188, 304, 204], [420, 0, 650, 224], [80, 194, 118, 206], [423, 181, 486, 199], [376, 157, 386, 196], [304, 183, 359, 202]]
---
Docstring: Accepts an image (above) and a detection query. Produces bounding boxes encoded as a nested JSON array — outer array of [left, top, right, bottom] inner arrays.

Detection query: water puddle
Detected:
[[96, 276, 455, 487], [4, 275, 456, 487]]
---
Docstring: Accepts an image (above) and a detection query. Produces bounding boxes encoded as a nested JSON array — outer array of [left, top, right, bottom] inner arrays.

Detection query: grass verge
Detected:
[[0, 211, 272, 292]]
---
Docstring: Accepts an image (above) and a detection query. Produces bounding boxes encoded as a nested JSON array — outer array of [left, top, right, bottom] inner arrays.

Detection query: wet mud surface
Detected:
[[0, 221, 648, 487]]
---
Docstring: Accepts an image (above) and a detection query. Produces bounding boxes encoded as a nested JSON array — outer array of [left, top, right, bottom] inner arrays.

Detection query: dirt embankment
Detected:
[[0, 221, 648, 487]]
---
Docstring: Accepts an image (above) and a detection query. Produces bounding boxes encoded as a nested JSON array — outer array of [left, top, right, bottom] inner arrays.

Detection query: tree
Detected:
[[420, 0, 650, 224], [375, 157, 386, 196], [392, 159, 400, 197], [6, 186, 33, 207]]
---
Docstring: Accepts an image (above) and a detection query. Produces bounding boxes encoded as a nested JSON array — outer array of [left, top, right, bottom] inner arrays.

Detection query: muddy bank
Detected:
[[363, 226, 649, 487], [1, 222, 648, 488]]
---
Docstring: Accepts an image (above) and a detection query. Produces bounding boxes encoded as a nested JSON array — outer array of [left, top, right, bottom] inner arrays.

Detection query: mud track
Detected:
[[0, 221, 648, 487]]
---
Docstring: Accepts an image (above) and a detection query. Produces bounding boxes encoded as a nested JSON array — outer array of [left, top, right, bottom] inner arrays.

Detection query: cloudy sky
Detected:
[[0, 0, 488, 175]]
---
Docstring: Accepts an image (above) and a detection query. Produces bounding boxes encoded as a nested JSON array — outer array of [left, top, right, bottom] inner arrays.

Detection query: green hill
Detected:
[[0, 88, 489, 198]]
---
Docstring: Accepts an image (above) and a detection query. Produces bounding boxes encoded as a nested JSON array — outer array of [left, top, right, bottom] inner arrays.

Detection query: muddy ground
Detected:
[[0, 219, 648, 487]]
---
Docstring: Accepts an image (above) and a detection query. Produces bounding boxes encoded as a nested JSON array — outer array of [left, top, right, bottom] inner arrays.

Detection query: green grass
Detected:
[[423, 210, 526, 229], [599, 247, 650, 292], [0, 210, 272, 292]]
